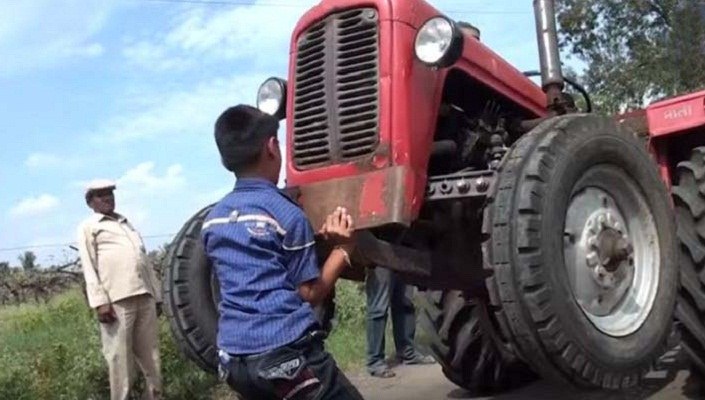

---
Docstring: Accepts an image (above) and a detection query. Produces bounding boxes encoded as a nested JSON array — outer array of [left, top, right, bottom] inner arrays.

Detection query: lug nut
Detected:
[[587, 236, 598, 249], [476, 178, 489, 192], [586, 252, 600, 267], [457, 180, 471, 194], [564, 230, 575, 244], [440, 182, 453, 195]]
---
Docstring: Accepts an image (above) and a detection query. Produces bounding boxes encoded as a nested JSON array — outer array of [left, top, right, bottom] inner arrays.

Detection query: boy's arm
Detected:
[[298, 247, 350, 306], [297, 207, 354, 306]]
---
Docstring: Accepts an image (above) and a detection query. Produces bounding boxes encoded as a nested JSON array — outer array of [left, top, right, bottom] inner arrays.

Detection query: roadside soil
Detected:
[[348, 347, 705, 400]]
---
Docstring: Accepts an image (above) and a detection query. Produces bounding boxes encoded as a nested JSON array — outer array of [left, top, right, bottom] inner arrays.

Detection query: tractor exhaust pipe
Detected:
[[533, 0, 565, 108]]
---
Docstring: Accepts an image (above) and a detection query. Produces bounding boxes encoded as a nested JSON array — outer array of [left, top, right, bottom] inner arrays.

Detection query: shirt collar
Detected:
[[234, 178, 278, 191], [92, 212, 127, 223]]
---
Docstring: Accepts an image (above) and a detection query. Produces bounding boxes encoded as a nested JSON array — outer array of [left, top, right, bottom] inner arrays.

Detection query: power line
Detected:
[[0, 242, 76, 253], [144, 0, 302, 7], [0, 234, 176, 253], [141, 0, 530, 14]]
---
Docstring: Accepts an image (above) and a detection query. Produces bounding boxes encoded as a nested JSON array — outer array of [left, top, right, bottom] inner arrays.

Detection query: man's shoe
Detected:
[[369, 365, 396, 378], [401, 353, 436, 366]]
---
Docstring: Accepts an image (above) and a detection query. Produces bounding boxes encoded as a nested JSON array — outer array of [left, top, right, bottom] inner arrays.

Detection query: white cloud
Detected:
[[99, 73, 267, 143], [25, 152, 89, 171], [9, 194, 60, 218], [64, 42, 104, 58], [0, 1, 113, 76], [122, 0, 317, 72], [122, 41, 193, 72], [25, 152, 62, 169], [117, 162, 186, 195], [106, 161, 188, 231]]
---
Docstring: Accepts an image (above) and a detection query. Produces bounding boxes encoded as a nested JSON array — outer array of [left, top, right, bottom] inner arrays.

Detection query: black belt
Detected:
[[227, 329, 328, 363]]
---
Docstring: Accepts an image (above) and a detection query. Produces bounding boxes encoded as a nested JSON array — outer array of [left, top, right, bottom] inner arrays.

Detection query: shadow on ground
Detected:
[[352, 345, 705, 400], [445, 347, 703, 400]]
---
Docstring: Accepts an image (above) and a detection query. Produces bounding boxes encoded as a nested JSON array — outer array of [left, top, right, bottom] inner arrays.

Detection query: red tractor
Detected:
[[163, 0, 705, 393]]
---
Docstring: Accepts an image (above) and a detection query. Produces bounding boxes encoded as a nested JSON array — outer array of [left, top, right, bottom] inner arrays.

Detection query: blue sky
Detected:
[[0, 0, 555, 266]]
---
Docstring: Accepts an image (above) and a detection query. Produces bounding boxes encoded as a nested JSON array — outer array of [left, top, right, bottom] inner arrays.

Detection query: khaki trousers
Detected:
[[99, 294, 162, 400]]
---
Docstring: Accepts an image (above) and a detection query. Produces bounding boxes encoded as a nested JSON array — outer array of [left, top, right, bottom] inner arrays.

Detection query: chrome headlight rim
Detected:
[[414, 16, 464, 68], [256, 77, 287, 120]]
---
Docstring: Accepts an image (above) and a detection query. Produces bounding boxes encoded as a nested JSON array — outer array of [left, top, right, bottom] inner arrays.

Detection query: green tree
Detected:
[[18, 251, 38, 271], [556, 0, 705, 113], [0, 262, 9, 274]]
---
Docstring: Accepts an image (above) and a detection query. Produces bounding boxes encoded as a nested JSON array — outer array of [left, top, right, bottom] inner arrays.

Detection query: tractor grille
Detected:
[[292, 8, 381, 169]]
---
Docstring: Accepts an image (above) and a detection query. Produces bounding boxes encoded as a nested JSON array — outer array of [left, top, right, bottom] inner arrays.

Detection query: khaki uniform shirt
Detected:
[[77, 212, 162, 308]]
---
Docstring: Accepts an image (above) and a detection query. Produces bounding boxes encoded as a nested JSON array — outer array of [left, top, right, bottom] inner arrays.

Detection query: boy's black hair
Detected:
[[457, 21, 481, 39], [214, 105, 280, 173]]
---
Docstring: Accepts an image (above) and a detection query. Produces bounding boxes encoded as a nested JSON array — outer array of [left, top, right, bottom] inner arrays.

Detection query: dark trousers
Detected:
[[219, 331, 364, 400], [365, 267, 417, 372]]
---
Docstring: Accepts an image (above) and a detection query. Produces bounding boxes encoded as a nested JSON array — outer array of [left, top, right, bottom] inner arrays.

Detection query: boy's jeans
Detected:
[[219, 330, 364, 400]]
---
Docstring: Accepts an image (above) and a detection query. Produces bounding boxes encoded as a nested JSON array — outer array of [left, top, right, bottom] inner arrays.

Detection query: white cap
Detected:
[[85, 179, 116, 196]]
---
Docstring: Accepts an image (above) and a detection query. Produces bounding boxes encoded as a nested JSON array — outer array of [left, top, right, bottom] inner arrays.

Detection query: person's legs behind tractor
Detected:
[[389, 274, 435, 366], [365, 266, 395, 378]]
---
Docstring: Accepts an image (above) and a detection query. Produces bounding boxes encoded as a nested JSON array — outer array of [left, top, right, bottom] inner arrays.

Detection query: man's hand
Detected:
[[97, 304, 117, 324], [319, 207, 355, 254]]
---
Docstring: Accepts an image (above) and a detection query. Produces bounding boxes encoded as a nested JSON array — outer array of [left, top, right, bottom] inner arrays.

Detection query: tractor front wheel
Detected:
[[484, 115, 678, 389]]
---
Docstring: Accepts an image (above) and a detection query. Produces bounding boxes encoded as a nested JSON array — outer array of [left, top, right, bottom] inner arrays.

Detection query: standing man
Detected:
[[203, 104, 364, 399], [77, 179, 163, 400], [366, 267, 435, 378]]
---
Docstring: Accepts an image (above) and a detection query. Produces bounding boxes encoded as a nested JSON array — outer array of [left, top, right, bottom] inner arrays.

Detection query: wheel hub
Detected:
[[564, 184, 660, 337], [581, 210, 635, 316], [596, 229, 632, 273]]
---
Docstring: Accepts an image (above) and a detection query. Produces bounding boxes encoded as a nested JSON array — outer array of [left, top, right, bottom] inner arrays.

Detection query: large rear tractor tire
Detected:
[[420, 290, 537, 394], [483, 115, 678, 389], [672, 147, 705, 375], [162, 206, 335, 373], [163, 206, 220, 373]]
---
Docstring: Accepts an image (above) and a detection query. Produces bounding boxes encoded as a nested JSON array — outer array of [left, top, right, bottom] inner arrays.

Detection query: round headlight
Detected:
[[414, 17, 464, 68], [257, 77, 287, 119]]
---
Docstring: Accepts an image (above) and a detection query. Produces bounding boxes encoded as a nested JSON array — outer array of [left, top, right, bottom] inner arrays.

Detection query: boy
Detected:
[[202, 104, 364, 400]]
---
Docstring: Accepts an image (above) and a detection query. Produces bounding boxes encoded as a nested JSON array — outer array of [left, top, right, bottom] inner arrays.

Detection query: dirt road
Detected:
[[348, 348, 704, 400]]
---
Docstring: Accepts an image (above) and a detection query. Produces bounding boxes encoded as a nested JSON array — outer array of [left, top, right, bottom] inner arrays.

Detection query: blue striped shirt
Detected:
[[201, 178, 320, 355]]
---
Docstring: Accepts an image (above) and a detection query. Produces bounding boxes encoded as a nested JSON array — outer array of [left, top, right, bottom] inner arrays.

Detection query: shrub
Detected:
[[0, 290, 215, 400]]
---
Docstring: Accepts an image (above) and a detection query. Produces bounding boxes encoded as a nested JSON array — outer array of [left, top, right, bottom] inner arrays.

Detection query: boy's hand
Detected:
[[319, 207, 355, 253]]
